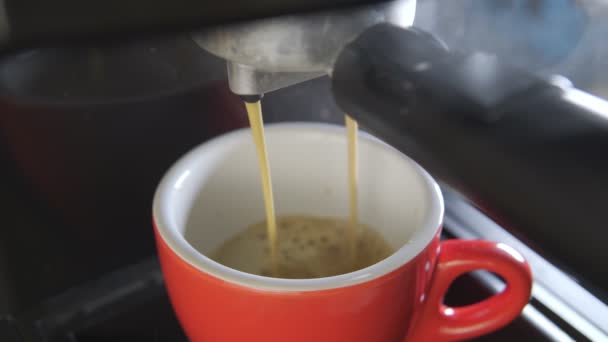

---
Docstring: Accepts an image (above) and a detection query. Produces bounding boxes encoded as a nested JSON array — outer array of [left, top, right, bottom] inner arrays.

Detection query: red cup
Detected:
[[153, 123, 532, 341]]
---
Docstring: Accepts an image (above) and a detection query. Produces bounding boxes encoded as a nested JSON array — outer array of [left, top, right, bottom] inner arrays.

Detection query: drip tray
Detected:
[[5, 190, 606, 341], [4, 243, 559, 342]]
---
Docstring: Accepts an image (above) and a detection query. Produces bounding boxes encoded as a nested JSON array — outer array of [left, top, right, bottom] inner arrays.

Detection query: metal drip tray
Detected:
[[3, 189, 605, 342]]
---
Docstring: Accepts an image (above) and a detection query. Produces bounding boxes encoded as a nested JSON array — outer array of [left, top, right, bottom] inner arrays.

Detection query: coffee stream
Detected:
[[217, 101, 391, 278], [345, 115, 359, 265], [244, 101, 279, 275]]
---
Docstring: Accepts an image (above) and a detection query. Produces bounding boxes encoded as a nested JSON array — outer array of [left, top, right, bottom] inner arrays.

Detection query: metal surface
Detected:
[[227, 61, 325, 95], [193, 0, 414, 95], [193, 0, 415, 73], [442, 187, 608, 342]]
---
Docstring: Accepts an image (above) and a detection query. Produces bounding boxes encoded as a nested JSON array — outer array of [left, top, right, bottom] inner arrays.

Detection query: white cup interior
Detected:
[[153, 123, 443, 291]]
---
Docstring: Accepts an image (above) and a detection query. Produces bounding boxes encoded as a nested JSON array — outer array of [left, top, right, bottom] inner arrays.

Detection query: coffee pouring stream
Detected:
[[195, 1, 608, 288]]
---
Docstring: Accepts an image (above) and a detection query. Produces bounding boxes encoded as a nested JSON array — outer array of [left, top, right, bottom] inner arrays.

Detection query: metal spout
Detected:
[[192, 0, 416, 95], [227, 61, 325, 96]]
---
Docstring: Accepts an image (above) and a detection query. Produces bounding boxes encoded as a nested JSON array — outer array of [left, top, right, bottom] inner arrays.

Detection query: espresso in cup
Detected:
[[241, 100, 364, 278], [211, 215, 394, 279]]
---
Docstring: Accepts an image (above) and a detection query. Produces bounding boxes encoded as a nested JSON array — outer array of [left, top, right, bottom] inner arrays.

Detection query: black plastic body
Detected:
[[2, 0, 385, 52], [332, 23, 608, 289]]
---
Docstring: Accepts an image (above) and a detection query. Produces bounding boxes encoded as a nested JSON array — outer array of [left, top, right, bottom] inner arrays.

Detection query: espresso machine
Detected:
[[0, 0, 607, 340]]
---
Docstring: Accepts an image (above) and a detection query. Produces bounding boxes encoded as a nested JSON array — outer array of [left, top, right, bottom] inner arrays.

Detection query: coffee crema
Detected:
[[211, 215, 394, 279]]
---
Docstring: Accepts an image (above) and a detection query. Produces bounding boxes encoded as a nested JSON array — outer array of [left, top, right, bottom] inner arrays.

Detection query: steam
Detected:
[[414, 0, 587, 71]]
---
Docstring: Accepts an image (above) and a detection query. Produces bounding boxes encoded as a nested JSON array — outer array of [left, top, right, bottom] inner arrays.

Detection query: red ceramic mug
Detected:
[[153, 123, 532, 341]]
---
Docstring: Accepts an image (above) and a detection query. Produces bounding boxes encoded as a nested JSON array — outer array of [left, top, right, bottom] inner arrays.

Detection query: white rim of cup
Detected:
[[153, 122, 444, 292]]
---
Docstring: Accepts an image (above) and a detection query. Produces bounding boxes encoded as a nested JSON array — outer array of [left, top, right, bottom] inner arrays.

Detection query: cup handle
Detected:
[[407, 240, 533, 341]]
